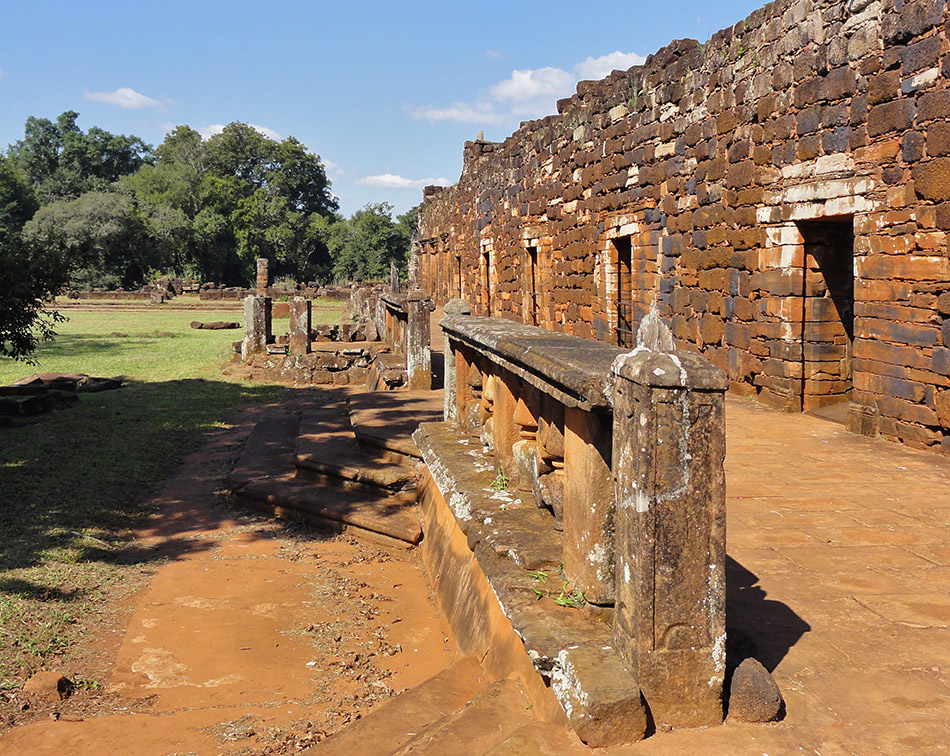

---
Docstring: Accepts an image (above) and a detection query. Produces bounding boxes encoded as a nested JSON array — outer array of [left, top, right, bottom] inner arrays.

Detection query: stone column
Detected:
[[442, 299, 472, 422], [241, 295, 272, 360], [562, 408, 614, 605], [256, 257, 269, 296], [407, 287, 434, 391], [289, 297, 311, 356], [611, 314, 728, 729]]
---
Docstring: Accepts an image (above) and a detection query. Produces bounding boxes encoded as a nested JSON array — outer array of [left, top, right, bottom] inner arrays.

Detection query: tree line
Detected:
[[0, 111, 417, 359]]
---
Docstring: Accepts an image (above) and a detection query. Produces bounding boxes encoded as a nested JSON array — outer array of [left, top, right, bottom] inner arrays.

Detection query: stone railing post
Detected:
[[611, 310, 727, 729], [241, 295, 272, 360], [407, 287, 435, 391], [256, 257, 269, 296], [289, 297, 311, 356], [442, 299, 472, 422]]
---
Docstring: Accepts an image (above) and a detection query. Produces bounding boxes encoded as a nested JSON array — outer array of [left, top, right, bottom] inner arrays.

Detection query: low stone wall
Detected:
[[240, 349, 373, 385]]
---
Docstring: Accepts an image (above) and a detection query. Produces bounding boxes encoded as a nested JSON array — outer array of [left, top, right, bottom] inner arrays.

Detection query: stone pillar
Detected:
[[611, 330, 728, 729], [407, 287, 434, 391], [256, 257, 269, 296], [289, 297, 311, 356], [562, 408, 614, 605], [442, 299, 472, 422], [390, 261, 400, 294], [241, 295, 272, 360]]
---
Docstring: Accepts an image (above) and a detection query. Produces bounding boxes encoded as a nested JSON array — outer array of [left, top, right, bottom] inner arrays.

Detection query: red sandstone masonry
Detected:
[[416, 0, 950, 451]]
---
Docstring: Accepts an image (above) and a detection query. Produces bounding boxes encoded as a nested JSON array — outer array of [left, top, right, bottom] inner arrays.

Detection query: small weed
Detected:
[[490, 467, 509, 491], [527, 564, 586, 609], [73, 678, 102, 692]]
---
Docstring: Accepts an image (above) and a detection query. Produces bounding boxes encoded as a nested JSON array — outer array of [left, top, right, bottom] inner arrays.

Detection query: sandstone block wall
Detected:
[[416, 0, 950, 451]]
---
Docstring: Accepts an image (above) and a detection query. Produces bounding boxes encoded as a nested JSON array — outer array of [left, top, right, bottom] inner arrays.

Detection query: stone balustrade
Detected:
[[419, 302, 728, 742]]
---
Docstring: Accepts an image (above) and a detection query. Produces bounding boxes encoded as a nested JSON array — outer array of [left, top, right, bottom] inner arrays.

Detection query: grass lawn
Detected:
[[0, 300, 343, 688]]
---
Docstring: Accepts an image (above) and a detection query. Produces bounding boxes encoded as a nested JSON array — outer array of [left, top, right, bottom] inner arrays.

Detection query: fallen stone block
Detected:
[[728, 657, 783, 723]]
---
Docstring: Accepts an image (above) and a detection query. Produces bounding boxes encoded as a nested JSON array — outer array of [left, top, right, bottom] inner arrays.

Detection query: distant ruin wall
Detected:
[[416, 0, 950, 451]]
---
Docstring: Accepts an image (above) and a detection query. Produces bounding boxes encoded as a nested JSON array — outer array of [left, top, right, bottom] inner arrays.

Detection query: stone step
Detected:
[[348, 389, 444, 461], [388, 678, 536, 756], [295, 408, 416, 491], [304, 657, 489, 756], [228, 415, 422, 546]]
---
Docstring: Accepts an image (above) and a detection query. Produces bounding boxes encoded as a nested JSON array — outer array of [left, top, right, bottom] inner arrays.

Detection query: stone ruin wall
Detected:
[[416, 0, 950, 452]]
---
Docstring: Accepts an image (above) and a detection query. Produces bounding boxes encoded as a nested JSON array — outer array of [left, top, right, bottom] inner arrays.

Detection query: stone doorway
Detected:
[[526, 244, 540, 326], [480, 245, 492, 315], [613, 236, 634, 347], [796, 217, 855, 413]]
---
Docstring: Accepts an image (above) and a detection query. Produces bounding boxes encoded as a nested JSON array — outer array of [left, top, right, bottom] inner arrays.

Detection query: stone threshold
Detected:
[[413, 420, 646, 746]]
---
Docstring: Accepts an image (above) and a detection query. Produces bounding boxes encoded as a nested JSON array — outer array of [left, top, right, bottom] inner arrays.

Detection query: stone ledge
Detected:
[[441, 316, 625, 411], [413, 420, 645, 745], [381, 292, 408, 311]]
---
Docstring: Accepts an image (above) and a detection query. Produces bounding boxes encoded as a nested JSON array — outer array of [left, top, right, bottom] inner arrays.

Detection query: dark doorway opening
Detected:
[[797, 218, 855, 415], [614, 237, 634, 347], [526, 245, 539, 326], [481, 250, 491, 316]]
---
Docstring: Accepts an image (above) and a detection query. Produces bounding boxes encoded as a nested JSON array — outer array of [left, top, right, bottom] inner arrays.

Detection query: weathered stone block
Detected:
[[551, 644, 647, 746], [562, 407, 614, 606], [868, 99, 916, 137], [728, 658, 783, 723], [256, 257, 269, 296], [288, 297, 311, 356], [241, 296, 271, 360], [612, 342, 727, 730], [407, 287, 434, 391]]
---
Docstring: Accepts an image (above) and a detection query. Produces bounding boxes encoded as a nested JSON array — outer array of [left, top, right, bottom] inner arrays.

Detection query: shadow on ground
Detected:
[[0, 377, 289, 579], [726, 554, 811, 674]]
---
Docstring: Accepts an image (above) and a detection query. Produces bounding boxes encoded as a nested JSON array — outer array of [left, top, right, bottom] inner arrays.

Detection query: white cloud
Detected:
[[410, 102, 505, 125], [323, 158, 345, 177], [409, 49, 644, 127], [84, 87, 166, 110], [0, 69, 6, 80], [357, 174, 450, 190], [490, 66, 575, 104], [575, 51, 647, 81], [196, 123, 282, 141], [485, 50, 503, 60]]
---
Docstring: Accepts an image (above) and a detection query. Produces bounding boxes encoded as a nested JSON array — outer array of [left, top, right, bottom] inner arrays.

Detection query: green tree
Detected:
[[8, 111, 152, 203], [125, 122, 338, 284], [328, 203, 412, 282], [0, 156, 67, 360], [21, 191, 153, 289]]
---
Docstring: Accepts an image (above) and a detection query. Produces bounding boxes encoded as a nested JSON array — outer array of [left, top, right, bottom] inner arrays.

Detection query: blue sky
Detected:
[[0, 1, 764, 216]]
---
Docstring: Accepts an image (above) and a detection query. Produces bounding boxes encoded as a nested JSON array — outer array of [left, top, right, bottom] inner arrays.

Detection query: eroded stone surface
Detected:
[[728, 658, 783, 724]]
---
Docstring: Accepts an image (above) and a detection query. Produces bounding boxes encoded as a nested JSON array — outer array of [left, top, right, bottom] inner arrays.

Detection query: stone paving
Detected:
[[708, 396, 950, 755]]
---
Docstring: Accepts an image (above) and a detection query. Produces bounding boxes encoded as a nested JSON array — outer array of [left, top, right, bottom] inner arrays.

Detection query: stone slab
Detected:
[[295, 408, 414, 491], [441, 316, 624, 411], [348, 389, 444, 459], [229, 415, 422, 544], [310, 657, 489, 756], [414, 421, 644, 745]]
